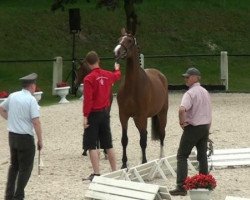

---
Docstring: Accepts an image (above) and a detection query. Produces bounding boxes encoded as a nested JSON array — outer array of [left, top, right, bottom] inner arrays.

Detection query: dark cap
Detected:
[[19, 73, 38, 84], [182, 67, 201, 77]]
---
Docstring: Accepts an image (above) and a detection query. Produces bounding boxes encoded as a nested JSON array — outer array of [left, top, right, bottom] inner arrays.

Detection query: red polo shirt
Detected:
[[83, 67, 121, 117]]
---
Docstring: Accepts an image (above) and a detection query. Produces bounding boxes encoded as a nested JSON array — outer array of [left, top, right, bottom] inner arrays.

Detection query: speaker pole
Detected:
[[68, 8, 81, 95], [71, 32, 76, 95]]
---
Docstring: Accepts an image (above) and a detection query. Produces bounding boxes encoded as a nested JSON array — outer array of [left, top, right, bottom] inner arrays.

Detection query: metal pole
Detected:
[[71, 32, 76, 94], [38, 150, 41, 176]]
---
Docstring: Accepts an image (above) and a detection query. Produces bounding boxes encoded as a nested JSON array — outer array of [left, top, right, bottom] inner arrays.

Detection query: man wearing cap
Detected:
[[170, 67, 212, 196], [0, 73, 43, 200]]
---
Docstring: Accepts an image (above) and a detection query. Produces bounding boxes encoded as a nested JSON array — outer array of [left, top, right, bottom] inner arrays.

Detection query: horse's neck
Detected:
[[124, 47, 146, 89]]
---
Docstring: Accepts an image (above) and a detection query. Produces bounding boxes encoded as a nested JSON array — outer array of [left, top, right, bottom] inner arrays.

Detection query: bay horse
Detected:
[[114, 29, 169, 169], [74, 60, 91, 87]]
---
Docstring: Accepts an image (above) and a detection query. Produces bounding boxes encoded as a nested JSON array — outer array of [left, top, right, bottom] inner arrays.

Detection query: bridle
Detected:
[[118, 34, 137, 54]]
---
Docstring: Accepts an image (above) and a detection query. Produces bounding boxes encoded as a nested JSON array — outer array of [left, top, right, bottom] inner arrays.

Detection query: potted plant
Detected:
[[0, 91, 9, 103], [54, 81, 70, 103], [184, 173, 217, 200], [33, 86, 43, 103]]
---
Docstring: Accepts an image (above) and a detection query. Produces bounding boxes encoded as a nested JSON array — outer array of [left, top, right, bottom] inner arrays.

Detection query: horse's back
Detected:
[[145, 68, 168, 92], [145, 68, 168, 113]]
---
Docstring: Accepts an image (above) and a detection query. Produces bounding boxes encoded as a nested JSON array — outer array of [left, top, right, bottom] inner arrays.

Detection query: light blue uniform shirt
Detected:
[[1, 89, 40, 136]]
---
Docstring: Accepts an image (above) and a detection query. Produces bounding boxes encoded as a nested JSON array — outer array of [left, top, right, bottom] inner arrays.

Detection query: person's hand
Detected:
[[114, 62, 120, 70], [37, 140, 43, 151], [180, 122, 188, 130], [83, 116, 89, 129]]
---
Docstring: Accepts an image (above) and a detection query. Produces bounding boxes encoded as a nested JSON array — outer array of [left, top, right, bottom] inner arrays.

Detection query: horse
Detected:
[[114, 29, 169, 169], [74, 60, 91, 87]]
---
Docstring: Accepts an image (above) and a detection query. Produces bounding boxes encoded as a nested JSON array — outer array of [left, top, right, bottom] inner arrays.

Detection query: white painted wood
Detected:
[[158, 186, 172, 200], [220, 51, 228, 90], [52, 56, 63, 95], [209, 159, 250, 167], [213, 148, 250, 155], [85, 176, 160, 200], [194, 148, 250, 168], [210, 154, 250, 161], [102, 169, 130, 180], [225, 196, 250, 200]]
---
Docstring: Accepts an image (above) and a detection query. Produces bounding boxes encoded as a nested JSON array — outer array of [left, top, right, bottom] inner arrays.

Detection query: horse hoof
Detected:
[[121, 164, 127, 169], [142, 160, 147, 164]]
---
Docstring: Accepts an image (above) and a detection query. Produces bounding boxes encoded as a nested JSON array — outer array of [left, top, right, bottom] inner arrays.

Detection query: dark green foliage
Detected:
[[0, 0, 250, 105]]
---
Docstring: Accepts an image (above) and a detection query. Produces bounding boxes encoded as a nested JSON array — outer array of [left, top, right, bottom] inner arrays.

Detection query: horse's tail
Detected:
[[151, 115, 161, 140]]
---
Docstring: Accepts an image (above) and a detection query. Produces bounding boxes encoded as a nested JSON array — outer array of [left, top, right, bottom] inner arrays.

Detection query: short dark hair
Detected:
[[85, 51, 99, 65]]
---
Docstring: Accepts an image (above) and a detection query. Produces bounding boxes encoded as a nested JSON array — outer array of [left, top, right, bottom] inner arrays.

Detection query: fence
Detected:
[[1, 52, 250, 94]]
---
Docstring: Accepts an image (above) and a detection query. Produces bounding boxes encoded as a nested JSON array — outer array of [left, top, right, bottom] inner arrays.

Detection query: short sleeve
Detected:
[[30, 97, 40, 119], [180, 92, 192, 111], [0, 97, 10, 111]]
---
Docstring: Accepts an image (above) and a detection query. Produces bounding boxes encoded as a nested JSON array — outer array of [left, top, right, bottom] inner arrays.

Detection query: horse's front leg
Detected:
[[121, 127, 128, 169], [120, 114, 129, 169]]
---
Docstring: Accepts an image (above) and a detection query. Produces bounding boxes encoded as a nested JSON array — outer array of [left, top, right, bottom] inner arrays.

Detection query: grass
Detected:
[[0, 0, 250, 105]]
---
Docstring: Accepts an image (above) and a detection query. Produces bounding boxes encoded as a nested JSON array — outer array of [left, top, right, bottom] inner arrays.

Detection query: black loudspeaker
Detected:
[[69, 8, 81, 33]]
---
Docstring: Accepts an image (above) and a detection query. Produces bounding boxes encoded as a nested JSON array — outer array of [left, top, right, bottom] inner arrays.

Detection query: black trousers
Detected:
[[176, 124, 209, 189], [5, 132, 35, 200], [83, 109, 113, 150]]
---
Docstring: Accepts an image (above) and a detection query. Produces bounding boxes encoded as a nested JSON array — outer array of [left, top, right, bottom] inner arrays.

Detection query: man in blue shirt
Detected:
[[0, 73, 43, 200]]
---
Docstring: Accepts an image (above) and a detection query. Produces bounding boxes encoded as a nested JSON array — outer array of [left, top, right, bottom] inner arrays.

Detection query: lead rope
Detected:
[[207, 134, 214, 172]]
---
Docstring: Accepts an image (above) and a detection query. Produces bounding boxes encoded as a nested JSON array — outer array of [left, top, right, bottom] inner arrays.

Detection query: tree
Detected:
[[51, 0, 143, 35]]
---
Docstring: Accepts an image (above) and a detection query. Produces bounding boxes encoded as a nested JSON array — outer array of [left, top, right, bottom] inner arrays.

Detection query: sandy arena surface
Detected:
[[0, 92, 250, 200]]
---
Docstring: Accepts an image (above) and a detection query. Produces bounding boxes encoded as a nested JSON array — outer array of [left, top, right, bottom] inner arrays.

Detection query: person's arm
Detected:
[[0, 106, 8, 120], [32, 117, 43, 150], [83, 116, 89, 129], [112, 62, 121, 81], [179, 106, 188, 129]]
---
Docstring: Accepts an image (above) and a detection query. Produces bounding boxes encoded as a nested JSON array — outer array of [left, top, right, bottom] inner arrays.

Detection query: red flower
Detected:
[[0, 91, 9, 98], [56, 81, 69, 88], [184, 173, 217, 191]]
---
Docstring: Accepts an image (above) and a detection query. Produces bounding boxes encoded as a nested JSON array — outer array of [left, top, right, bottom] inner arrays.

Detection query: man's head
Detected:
[[19, 73, 37, 93], [85, 51, 100, 67], [182, 67, 201, 87]]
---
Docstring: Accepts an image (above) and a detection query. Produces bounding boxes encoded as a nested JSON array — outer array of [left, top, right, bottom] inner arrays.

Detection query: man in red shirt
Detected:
[[83, 51, 121, 181]]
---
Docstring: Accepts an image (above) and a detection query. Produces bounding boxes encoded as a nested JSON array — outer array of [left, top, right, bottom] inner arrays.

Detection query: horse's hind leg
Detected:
[[134, 118, 148, 164], [158, 108, 168, 158]]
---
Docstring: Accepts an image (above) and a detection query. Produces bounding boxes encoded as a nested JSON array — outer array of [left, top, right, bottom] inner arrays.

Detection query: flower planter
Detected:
[[78, 83, 84, 100], [0, 98, 7, 104], [33, 91, 43, 103], [189, 189, 212, 200], [54, 86, 70, 103]]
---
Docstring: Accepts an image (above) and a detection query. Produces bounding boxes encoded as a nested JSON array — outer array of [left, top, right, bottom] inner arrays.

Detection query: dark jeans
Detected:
[[176, 124, 209, 189], [5, 132, 35, 200]]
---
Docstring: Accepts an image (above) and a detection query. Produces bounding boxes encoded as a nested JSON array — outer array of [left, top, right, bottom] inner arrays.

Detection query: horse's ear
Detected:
[[121, 28, 127, 36]]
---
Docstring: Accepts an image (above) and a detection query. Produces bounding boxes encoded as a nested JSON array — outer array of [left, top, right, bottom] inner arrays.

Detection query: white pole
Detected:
[[52, 57, 63, 95], [140, 53, 144, 69], [220, 51, 228, 91]]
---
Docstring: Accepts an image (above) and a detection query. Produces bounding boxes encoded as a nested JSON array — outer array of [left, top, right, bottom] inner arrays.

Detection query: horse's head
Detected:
[[74, 60, 91, 86], [114, 28, 137, 61]]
